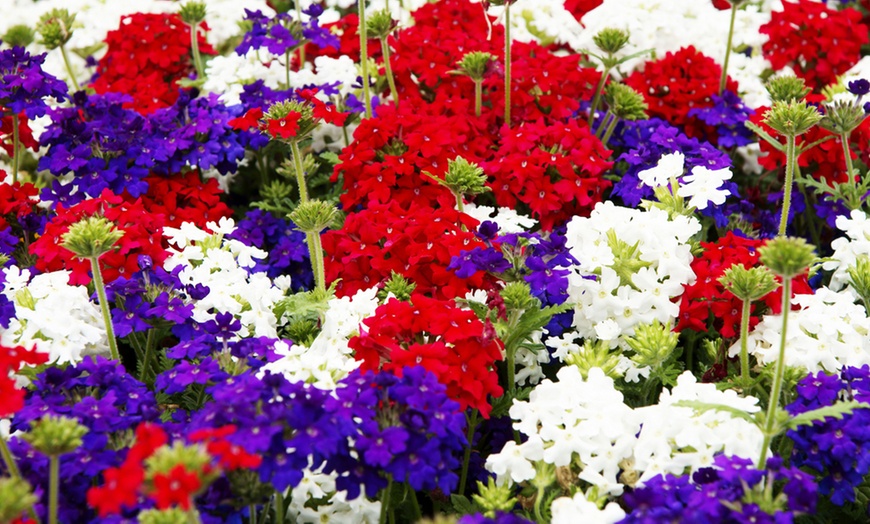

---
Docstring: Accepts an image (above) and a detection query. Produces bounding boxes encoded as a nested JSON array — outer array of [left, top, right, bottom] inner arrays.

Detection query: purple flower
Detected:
[[0, 46, 68, 118], [847, 79, 870, 96]]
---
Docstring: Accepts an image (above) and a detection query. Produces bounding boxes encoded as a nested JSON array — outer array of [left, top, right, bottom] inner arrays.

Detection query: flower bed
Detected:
[[2, 0, 870, 522]]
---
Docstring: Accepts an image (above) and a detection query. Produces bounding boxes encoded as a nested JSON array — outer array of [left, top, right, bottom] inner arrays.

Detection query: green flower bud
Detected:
[[266, 99, 317, 139], [500, 281, 535, 311], [417, 517, 459, 524], [719, 264, 779, 302], [593, 27, 630, 56], [288, 199, 340, 234], [765, 75, 810, 103], [473, 477, 517, 517], [137, 508, 189, 524], [0, 253, 9, 268], [444, 157, 490, 198], [564, 339, 622, 380], [3, 24, 35, 48], [847, 255, 870, 304], [226, 469, 274, 507], [762, 99, 822, 138], [145, 442, 213, 483], [36, 9, 76, 50], [759, 236, 816, 279], [0, 477, 37, 523], [624, 320, 678, 369], [179, 1, 207, 25], [366, 9, 396, 40], [23, 415, 87, 457], [819, 99, 867, 135], [378, 271, 416, 302], [60, 215, 124, 259], [455, 51, 495, 82], [605, 229, 651, 288], [604, 82, 648, 121]]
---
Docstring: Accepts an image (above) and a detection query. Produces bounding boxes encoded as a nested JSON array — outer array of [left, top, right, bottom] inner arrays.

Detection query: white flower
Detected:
[[638, 151, 685, 188], [551, 491, 626, 524], [677, 165, 733, 209]]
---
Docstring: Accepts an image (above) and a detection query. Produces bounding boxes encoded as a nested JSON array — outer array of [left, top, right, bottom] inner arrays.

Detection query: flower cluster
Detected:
[[0, 342, 47, 418], [0, 46, 67, 117]]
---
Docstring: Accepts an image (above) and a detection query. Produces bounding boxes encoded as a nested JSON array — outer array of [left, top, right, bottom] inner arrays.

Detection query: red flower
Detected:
[[0, 343, 48, 418], [228, 107, 264, 131], [86, 462, 144, 517], [266, 111, 301, 139], [151, 465, 201, 510], [127, 422, 169, 463], [711, 0, 732, 9], [188, 425, 262, 470], [350, 294, 503, 417], [760, 0, 868, 89]]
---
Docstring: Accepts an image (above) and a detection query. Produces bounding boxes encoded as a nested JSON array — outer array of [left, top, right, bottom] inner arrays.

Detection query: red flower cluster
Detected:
[[350, 294, 503, 417], [0, 343, 48, 418], [482, 117, 612, 230], [0, 111, 38, 157], [564, 0, 604, 18], [0, 180, 40, 230], [91, 13, 215, 114], [30, 189, 168, 286], [625, 46, 737, 140], [322, 201, 494, 300], [229, 90, 347, 140], [676, 232, 812, 338], [760, 0, 868, 89], [140, 172, 232, 231], [87, 423, 260, 516]]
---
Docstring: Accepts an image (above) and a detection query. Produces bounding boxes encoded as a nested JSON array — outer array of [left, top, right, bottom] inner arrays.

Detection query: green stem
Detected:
[[359, 0, 373, 118], [138, 328, 156, 383], [11, 113, 20, 184], [738, 299, 751, 390], [274, 491, 285, 524], [719, 2, 738, 95], [596, 111, 615, 140], [600, 115, 620, 147], [587, 66, 611, 126], [190, 21, 205, 80], [777, 135, 797, 237], [49, 456, 59, 524], [474, 79, 482, 117], [290, 140, 309, 203], [458, 410, 478, 495], [90, 255, 120, 361], [249, 504, 257, 524], [59, 44, 81, 92], [841, 132, 855, 182], [379, 478, 393, 524], [0, 437, 41, 524], [306, 232, 326, 292], [405, 483, 422, 522], [758, 277, 791, 467], [503, 3, 511, 127], [380, 38, 399, 108]]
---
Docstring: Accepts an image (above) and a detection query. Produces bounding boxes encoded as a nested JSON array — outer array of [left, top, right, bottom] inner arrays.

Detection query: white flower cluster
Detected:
[[551, 492, 626, 524], [638, 151, 733, 210], [487, 0, 584, 50], [823, 209, 870, 297], [632, 372, 763, 484], [574, 0, 775, 107], [462, 202, 538, 234], [1, 266, 106, 363], [288, 469, 381, 524], [732, 287, 870, 372], [261, 287, 381, 389], [486, 366, 764, 508], [558, 201, 698, 352], [163, 218, 289, 339]]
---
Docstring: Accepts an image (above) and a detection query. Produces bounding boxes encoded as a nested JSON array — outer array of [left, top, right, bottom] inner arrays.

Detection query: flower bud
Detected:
[[288, 199, 340, 234], [0, 477, 37, 523], [3, 25, 35, 48], [759, 236, 816, 279], [500, 281, 534, 311], [593, 27, 630, 56], [564, 339, 622, 380], [60, 215, 124, 259], [819, 99, 867, 135], [379, 271, 416, 302], [36, 9, 75, 50], [762, 99, 822, 137], [624, 320, 678, 368], [472, 477, 517, 517], [455, 51, 496, 82], [137, 508, 189, 524], [719, 264, 779, 302], [605, 82, 648, 121], [847, 255, 870, 303], [179, 1, 207, 26], [366, 9, 396, 40], [443, 157, 490, 198], [23, 415, 88, 457], [765, 75, 810, 103]]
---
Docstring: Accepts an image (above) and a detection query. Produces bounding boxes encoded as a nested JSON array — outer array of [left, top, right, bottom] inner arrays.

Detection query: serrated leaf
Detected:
[[673, 400, 759, 425], [450, 494, 478, 515], [787, 400, 869, 430]]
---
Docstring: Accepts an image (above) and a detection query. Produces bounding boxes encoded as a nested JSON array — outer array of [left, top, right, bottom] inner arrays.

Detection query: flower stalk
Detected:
[[358, 0, 373, 118], [719, 1, 739, 95]]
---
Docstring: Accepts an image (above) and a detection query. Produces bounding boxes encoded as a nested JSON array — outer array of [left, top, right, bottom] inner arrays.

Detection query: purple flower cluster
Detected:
[[236, 7, 338, 57], [228, 209, 313, 289], [688, 90, 755, 148], [38, 90, 261, 206], [786, 365, 870, 506], [8, 357, 158, 523], [459, 513, 534, 524], [0, 46, 68, 118], [620, 455, 816, 524]]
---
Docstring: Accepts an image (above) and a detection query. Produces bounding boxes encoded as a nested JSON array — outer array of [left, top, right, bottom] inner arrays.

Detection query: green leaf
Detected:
[[673, 400, 759, 426], [502, 303, 572, 352], [450, 494, 478, 516], [787, 400, 870, 430], [319, 151, 341, 165]]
